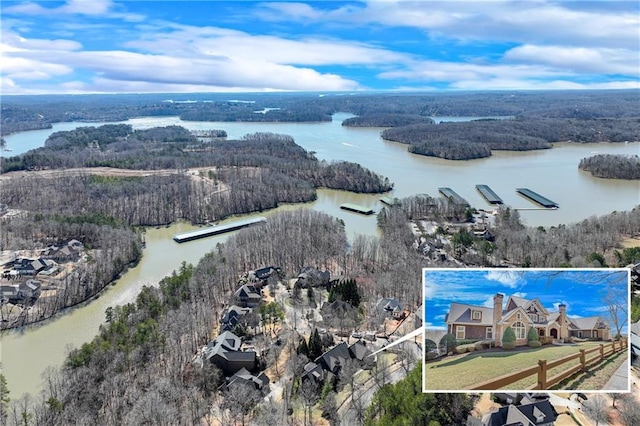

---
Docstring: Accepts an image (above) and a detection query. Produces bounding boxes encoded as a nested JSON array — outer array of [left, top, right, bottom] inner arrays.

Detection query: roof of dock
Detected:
[[516, 188, 558, 208], [476, 184, 503, 204], [173, 217, 266, 242]]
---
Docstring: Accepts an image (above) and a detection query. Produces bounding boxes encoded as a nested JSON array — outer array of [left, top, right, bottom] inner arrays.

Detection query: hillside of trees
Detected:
[[579, 154, 640, 180], [1, 210, 351, 425], [1, 127, 392, 207], [380, 117, 640, 160], [342, 114, 434, 128], [1, 215, 141, 328]]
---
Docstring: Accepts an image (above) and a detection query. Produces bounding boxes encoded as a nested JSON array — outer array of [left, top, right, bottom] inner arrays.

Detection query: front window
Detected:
[[456, 326, 465, 340], [513, 321, 526, 339], [486, 327, 493, 339]]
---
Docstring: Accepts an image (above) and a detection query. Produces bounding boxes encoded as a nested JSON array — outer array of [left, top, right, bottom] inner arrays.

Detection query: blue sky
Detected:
[[1, 1, 639, 94], [424, 269, 629, 332]]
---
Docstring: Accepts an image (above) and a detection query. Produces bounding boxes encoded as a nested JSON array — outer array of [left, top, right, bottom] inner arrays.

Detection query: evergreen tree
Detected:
[[502, 326, 516, 350], [308, 328, 324, 360]]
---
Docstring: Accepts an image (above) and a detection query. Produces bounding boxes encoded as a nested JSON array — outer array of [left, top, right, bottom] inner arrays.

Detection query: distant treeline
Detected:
[[579, 154, 640, 180], [2, 90, 639, 136], [342, 114, 434, 127]]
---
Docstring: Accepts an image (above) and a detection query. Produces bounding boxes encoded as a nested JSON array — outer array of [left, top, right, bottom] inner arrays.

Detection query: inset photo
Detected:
[[423, 268, 630, 393]]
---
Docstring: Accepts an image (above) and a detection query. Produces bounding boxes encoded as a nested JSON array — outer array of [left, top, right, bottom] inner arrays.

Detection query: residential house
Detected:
[[232, 284, 262, 308], [478, 399, 559, 426], [18, 280, 41, 302], [445, 294, 610, 347], [375, 297, 404, 320], [0, 285, 19, 305], [220, 305, 253, 331], [302, 361, 326, 386], [295, 267, 330, 289], [202, 331, 257, 376], [315, 342, 351, 375], [225, 367, 270, 393], [13, 258, 51, 276]]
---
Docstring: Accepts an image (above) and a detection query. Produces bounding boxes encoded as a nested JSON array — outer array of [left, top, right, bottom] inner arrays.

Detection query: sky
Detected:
[[1, 0, 639, 95], [424, 269, 629, 332]]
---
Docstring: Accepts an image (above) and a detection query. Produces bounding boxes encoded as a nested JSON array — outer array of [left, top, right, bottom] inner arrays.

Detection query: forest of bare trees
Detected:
[[579, 154, 640, 180]]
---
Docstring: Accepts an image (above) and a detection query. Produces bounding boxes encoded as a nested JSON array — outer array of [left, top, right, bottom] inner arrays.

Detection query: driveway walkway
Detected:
[[603, 360, 629, 390]]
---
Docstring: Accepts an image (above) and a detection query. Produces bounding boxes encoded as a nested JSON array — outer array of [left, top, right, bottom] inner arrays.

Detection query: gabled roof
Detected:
[[227, 367, 269, 390], [569, 316, 608, 330], [376, 298, 403, 313], [499, 306, 534, 325], [446, 303, 493, 326], [487, 400, 558, 426], [212, 331, 242, 351], [315, 342, 351, 373], [234, 285, 261, 300], [349, 341, 371, 361]]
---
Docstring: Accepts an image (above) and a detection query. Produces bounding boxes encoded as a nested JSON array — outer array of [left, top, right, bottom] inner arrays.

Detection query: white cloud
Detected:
[[124, 24, 409, 67], [504, 45, 639, 75], [485, 271, 521, 288], [261, 1, 639, 50], [4, 0, 144, 22]]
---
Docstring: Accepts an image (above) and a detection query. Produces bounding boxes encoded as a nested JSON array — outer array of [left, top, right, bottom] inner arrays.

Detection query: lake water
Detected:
[[1, 114, 639, 397]]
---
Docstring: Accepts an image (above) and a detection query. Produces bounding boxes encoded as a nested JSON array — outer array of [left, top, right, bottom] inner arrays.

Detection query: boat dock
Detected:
[[380, 196, 395, 206], [475, 184, 503, 205], [173, 217, 267, 243], [438, 187, 469, 206], [340, 203, 375, 215], [516, 188, 559, 208]]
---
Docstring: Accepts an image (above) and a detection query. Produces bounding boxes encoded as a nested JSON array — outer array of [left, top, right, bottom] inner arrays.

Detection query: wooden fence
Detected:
[[470, 339, 628, 390]]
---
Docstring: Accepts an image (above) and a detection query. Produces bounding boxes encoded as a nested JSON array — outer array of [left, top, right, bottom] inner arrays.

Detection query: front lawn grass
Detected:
[[424, 342, 619, 390]]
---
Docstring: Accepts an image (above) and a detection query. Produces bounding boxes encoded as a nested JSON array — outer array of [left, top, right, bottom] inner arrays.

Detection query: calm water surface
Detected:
[[1, 114, 638, 397]]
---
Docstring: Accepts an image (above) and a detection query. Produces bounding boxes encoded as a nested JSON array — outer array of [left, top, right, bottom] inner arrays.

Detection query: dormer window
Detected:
[[472, 310, 482, 320]]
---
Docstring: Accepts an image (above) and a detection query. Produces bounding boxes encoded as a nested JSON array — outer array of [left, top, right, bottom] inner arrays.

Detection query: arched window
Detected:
[[513, 321, 526, 339]]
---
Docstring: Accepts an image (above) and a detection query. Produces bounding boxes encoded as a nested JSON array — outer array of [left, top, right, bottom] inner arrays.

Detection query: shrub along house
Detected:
[[445, 294, 610, 347]]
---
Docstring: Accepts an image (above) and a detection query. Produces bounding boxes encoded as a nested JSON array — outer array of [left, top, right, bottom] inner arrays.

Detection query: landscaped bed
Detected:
[[424, 342, 627, 391]]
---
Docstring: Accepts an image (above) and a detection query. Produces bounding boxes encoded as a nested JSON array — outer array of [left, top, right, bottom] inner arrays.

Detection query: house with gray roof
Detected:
[[232, 284, 262, 308], [202, 331, 257, 376], [477, 399, 559, 426], [375, 297, 405, 320], [225, 367, 270, 392], [446, 293, 610, 347]]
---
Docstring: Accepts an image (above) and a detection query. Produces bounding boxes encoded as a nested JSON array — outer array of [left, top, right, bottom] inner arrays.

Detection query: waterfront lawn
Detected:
[[424, 342, 609, 390]]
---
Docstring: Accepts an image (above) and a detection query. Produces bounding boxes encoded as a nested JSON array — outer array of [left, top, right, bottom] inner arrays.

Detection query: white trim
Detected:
[[456, 325, 465, 340], [486, 327, 493, 339]]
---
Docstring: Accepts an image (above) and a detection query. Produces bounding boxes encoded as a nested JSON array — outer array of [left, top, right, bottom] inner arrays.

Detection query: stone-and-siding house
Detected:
[[446, 294, 610, 347]]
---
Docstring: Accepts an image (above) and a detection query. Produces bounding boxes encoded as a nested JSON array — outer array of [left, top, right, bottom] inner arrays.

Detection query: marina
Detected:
[[475, 184, 503, 205], [516, 188, 559, 208], [172, 217, 267, 242], [438, 187, 469, 206], [340, 203, 375, 215]]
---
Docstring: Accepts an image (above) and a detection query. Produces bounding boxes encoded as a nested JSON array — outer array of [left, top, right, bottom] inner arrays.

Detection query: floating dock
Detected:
[[438, 187, 469, 206], [173, 217, 267, 243], [340, 203, 375, 215], [380, 196, 395, 206], [515, 188, 559, 208], [475, 184, 503, 205]]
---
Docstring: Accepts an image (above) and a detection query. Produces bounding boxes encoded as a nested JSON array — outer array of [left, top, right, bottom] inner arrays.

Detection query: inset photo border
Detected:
[[422, 268, 631, 393]]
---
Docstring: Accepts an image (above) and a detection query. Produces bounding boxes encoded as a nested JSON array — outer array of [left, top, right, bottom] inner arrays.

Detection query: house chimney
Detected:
[[558, 304, 566, 325], [493, 293, 503, 345]]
